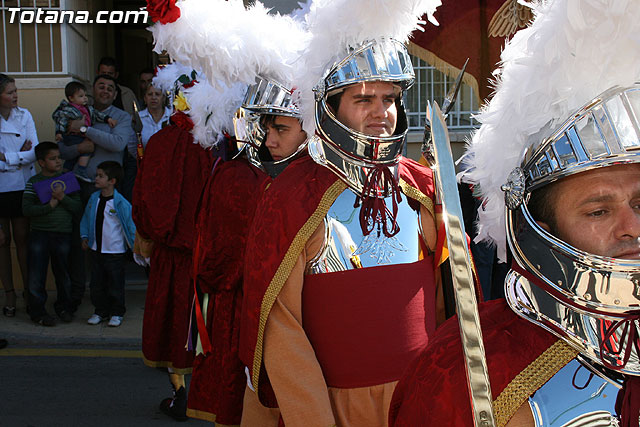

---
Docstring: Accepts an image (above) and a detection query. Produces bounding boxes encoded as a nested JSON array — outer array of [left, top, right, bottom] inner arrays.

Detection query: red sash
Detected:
[[303, 257, 435, 388]]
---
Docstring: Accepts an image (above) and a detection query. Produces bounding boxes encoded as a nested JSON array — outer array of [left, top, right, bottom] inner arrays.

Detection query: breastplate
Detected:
[[528, 357, 622, 426], [306, 187, 423, 274]]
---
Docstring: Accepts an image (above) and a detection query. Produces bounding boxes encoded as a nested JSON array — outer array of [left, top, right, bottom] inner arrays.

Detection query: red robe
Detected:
[[239, 155, 437, 407], [187, 158, 270, 424], [133, 124, 212, 372], [388, 299, 575, 426]]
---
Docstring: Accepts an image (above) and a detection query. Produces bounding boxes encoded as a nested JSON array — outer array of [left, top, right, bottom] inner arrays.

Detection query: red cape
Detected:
[[132, 124, 212, 371], [239, 155, 436, 405], [132, 124, 212, 249], [188, 158, 270, 424], [389, 299, 574, 426], [193, 158, 271, 294]]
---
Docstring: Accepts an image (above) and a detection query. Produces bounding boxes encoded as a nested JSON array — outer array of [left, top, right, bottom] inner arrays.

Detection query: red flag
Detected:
[[411, 0, 533, 104]]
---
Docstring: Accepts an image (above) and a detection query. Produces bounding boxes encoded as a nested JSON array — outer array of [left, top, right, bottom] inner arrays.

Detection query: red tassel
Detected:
[[191, 236, 212, 355], [600, 316, 640, 371], [358, 164, 402, 237], [616, 376, 640, 427]]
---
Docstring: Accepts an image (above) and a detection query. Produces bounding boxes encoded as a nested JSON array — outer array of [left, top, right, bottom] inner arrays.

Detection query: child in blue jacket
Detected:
[[80, 161, 135, 327]]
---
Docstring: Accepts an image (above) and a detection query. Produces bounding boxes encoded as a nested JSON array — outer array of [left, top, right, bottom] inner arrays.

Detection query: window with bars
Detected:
[[0, 0, 65, 74], [406, 55, 479, 131]]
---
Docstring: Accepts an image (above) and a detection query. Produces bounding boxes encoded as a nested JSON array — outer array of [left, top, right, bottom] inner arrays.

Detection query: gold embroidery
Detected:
[[185, 409, 218, 423], [399, 178, 435, 219], [142, 355, 193, 375], [493, 340, 579, 426], [251, 179, 348, 390]]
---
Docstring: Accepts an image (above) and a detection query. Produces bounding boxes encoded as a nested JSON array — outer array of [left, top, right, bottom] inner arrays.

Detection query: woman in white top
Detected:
[[0, 74, 39, 317], [121, 84, 171, 201], [128, 84, 171, 159]]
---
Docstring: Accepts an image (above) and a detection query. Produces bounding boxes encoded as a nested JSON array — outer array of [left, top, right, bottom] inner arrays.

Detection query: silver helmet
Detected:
[[307, 37, 414, 197], [234, 76, 308, 177], [503, 84, 640, 375]]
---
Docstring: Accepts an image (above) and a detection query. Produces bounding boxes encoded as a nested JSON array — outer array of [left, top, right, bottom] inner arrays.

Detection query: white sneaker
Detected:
[[87, 314, 105, 325], [108, 315, 123, 327]]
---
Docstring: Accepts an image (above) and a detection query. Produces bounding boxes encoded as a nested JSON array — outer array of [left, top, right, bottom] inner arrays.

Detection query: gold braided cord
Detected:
[[399, 178, 435, 219], [251, 179, 348, 390], [492, 340, 579, 426]]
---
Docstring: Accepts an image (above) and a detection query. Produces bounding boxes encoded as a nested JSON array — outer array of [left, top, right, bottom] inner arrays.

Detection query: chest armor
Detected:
[[528, 358, 621, 426], [306, 187, 423, 274]]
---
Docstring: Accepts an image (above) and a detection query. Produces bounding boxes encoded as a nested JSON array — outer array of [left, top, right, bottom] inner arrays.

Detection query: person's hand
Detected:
[[20, 140, 32, 151], [107, 118, 118, 128], [77, 139, 95, 155], [55, 134, 63, 142], [0, 152, 5, 162], [49, 196, 59, 208], [81, 239, 89, 251], [133, 253, 148, 267], [68, 118, 85, 133], [51, 185, 65, 201]]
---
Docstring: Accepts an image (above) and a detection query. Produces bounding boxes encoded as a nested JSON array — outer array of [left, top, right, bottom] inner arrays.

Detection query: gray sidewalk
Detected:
[[0, 261, 149, 348]]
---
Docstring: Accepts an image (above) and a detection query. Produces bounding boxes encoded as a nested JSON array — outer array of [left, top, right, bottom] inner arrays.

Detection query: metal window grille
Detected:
[[406, 55, 479, 131], [0, 0, 65, 74]]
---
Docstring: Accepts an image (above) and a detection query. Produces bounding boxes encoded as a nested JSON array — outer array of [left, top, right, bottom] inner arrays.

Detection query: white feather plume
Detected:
[[183, 80, 246, 148], [150, 0, 310, 89], [152, 62, 192, 94], [153, 62, 246, 148], [467, 0, 640, 261], [297, 0, 440, 136], [290, 0, 312, 22]]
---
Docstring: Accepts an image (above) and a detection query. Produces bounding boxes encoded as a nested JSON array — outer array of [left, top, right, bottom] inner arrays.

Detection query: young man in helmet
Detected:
[[389, 1, 640, 425], [239, 2, 445, 425], [187, 76, 309, 425]]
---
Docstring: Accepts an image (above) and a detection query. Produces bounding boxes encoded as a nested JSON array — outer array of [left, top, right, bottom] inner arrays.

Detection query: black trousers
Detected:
[[88, 250, 126, 317], [68, 180, 97, 309]]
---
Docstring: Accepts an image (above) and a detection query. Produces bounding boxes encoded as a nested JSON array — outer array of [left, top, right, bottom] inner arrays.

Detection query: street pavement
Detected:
[[0, 349, 209, 426], [0, 262, 211, 426], [0, 285, 147, 347]]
